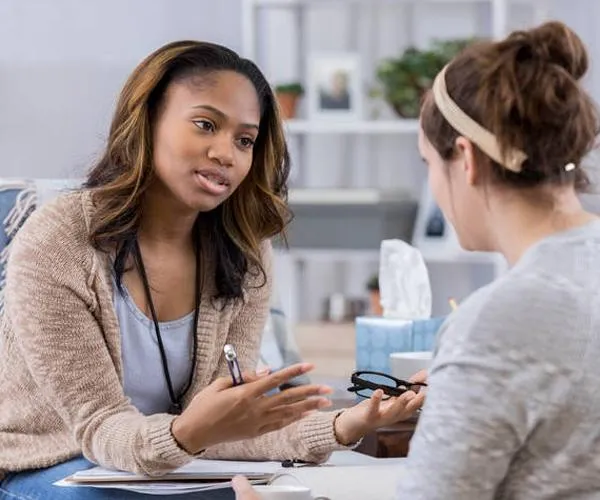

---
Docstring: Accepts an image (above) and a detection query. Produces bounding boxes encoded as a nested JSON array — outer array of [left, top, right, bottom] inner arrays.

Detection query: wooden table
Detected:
[[355, 415, 418, 458]]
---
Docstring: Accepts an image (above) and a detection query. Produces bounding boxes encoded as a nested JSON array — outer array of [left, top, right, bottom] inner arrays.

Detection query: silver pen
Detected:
[[224, 344, 244, 386]]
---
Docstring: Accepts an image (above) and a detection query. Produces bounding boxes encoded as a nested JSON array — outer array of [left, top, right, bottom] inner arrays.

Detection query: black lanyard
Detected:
[[133, 240, 200, 415]]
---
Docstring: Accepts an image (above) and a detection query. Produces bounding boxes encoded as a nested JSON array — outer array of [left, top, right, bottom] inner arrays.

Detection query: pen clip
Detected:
[[224, 344, 244, 386]]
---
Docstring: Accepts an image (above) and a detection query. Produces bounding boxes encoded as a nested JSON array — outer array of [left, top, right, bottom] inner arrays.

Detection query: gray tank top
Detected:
[[112, 280, 194, 415]]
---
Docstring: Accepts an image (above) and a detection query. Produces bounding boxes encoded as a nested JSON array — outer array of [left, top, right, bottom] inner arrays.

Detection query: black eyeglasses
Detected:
[[347, 371, 427, 400]]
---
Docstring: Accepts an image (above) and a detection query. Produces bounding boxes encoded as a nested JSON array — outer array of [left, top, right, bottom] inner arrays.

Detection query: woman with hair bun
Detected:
[[233, 20, 600, 500], [234, 19, 600, 500], [398, 20, 600, 498]]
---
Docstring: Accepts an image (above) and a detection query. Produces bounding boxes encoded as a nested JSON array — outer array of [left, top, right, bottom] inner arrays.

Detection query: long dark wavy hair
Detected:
[[85, 40, 291, 300]]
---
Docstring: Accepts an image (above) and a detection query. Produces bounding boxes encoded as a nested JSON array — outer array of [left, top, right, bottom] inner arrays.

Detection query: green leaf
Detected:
[[374, 37, 480, 118]]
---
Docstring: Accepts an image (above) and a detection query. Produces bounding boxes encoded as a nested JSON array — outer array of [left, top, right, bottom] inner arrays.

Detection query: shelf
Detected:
[[418, 246, 508, 266], [276, 248, 381, 262], [253, 0, 533, 7], [288, 188, 414, 205], [276, 244, 507, 268], [284, 119, 419, 135]]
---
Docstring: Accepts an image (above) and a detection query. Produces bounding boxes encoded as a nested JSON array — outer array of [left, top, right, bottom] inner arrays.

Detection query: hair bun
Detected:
[[524, 21, 588, 80]]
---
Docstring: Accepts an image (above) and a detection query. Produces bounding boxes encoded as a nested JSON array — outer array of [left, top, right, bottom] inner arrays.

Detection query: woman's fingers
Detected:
[[367, 389, 384, 419], [240, 368, 271, 384], [205, 368, 272, 392], [409, 369, 428, 384], [406, 391, 426, 413], [257, 397, 332, 432], [379, 390, 423, 420], [246, 363, 315, 396], [267, 396, 332, 420], [263, 384, 332, 408]]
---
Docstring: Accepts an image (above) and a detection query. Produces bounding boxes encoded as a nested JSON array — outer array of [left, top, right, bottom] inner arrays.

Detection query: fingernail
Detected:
[[319, 386, 333, 395], [318, 398, 332, 408]]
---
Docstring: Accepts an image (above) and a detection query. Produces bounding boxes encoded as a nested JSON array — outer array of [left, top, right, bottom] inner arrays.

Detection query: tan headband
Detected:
[[432, 65, 527, 173]]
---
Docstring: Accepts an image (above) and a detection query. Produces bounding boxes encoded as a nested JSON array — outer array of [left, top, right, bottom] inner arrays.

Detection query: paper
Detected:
[[54, 452, 378, 496], [54, 477, 268, 496], [55, 459, 281, 495], [378, 239, 432, 320], [69, 459, 280, 482]]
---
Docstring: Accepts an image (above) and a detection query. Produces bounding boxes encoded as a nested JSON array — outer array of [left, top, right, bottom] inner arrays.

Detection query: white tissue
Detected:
[[379, 239, 432, 319]]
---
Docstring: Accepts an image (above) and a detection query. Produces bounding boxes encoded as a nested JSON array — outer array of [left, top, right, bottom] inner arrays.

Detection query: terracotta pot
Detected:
[[369, 290, 383, 316], [276, 92, 300, 119]]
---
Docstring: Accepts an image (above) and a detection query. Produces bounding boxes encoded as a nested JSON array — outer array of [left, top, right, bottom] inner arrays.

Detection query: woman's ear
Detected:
[[454, 136, 479, 186]]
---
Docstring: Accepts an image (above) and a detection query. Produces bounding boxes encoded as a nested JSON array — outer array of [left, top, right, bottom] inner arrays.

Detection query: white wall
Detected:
[[0, 0, 242, 178]]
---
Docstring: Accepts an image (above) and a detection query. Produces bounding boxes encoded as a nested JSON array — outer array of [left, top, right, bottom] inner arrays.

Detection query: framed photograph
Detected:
[[307, 52, 362, 120]]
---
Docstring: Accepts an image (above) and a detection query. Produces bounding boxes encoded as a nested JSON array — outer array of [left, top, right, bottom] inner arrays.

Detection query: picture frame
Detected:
[[306, 52, 362, 121]]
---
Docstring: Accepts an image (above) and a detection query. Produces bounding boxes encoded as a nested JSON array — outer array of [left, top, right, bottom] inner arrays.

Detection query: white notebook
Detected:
[[55, 459, 282, 495], [66, 458, 280, 483]]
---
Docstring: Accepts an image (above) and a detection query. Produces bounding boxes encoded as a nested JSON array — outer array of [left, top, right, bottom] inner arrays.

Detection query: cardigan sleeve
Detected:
[[201, 240, 350, 463], [3, 197, 193, 476]]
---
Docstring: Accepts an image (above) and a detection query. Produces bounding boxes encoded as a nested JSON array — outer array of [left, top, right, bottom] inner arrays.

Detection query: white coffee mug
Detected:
[[389, 351, 432, 381], [253, 484, 313, 500]]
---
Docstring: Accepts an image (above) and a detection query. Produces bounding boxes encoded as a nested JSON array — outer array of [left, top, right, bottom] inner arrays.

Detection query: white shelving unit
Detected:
[[243, 0, 549, 323], [284, 118, 419, 134], [288, 187, 413, 205], [243, 0, 551, 60]]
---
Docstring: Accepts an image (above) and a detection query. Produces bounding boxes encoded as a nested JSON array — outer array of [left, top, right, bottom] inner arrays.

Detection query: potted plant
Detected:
[[373, 38, 475, 119], [366, 274, 382, 316], [274, 82, 304, 119]]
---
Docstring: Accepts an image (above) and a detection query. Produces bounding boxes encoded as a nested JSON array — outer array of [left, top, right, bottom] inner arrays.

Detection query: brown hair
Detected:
[[421, 21, 599, 191], [85, 41, 291, 300]]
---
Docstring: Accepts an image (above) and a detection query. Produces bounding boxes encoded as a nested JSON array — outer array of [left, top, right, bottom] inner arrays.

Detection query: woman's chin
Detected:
[[179, 190, 229, 213]]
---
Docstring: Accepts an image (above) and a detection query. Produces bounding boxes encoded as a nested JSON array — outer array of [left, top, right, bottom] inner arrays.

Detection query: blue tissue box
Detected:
[[355, 316, 446, 374]]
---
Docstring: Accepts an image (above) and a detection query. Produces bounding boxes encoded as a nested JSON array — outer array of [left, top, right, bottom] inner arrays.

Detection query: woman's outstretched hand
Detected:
[[333, 369, 429, 445], [333, 388, 424, 446], [171, 363, 332, 453]]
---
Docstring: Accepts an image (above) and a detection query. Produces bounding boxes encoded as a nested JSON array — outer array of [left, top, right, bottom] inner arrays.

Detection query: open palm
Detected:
[[335, 389, 425, 445]]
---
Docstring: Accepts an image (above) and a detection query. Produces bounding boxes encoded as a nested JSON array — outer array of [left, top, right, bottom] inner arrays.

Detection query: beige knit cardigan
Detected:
[[0, 192, 344, 479]]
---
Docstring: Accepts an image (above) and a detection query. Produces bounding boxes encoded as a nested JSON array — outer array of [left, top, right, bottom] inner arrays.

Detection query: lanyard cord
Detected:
[[133, 239, 200, 415]]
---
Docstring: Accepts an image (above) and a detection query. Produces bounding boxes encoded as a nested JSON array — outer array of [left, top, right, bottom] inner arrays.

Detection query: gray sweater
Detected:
[[398, 220, 600, 499]]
